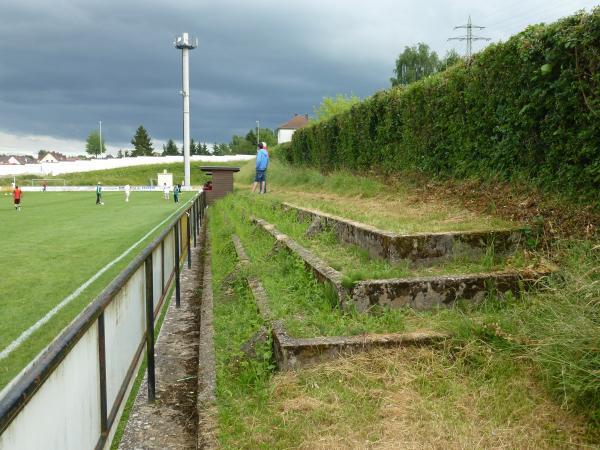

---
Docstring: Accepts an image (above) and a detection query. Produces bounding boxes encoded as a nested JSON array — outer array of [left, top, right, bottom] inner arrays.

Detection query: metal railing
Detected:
[[0, 191, 207, 450]]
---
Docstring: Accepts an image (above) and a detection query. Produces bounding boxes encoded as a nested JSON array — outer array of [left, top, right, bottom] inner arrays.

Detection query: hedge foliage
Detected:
[[288, 9, 600, 204]]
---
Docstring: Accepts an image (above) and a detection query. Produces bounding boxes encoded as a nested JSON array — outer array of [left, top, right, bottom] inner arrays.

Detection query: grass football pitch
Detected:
[[0, 190, 194, 389]]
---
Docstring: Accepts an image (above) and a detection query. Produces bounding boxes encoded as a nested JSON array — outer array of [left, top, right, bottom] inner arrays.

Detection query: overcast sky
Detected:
[[0, 0, 597, 154]]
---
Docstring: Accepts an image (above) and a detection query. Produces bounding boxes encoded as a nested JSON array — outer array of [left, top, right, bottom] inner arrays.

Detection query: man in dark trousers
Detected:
[[96, 182, 103, 205], [13, 185, 22, 211], [252, 143, 269, 194]]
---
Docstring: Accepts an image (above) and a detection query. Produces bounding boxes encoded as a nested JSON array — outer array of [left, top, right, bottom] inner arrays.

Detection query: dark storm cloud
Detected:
[[0, 0, 596, 152], [0, 0, 391, 149]]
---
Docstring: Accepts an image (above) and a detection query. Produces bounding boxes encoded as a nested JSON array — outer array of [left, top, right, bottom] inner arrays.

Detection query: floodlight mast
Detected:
[[174, 32, 198, 187]]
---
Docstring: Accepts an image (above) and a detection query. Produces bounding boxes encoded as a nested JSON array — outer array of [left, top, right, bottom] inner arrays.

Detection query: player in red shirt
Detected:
[[13, 185, 22, 211]]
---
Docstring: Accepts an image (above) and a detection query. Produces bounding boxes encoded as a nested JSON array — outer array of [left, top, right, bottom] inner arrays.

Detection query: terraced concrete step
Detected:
[[252, 217, 554, 312], [283, 202, 526, 265]]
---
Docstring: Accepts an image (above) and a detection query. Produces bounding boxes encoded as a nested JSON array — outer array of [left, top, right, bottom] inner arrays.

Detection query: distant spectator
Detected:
[[203, 181, 213, 191], [174, 184, 180, 203], [252, 143, 269, 194]]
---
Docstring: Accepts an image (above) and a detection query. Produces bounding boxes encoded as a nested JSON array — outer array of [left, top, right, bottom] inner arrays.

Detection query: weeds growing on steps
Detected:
[[211, 178, 599, 438], [209, 195, 598, 447]]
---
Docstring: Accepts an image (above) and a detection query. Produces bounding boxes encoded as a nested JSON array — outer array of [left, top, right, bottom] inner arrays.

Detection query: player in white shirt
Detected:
[[163, 183, 169, 200], [124, 184, 131, 202]]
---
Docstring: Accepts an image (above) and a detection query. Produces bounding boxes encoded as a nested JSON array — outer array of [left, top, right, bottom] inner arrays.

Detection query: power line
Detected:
[[485, 0, 574, 29], [477, 0, 555, 24], [448, 15, 491, 59]]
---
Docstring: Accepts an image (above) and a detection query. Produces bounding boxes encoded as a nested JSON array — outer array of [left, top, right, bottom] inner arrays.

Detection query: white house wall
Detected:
[[277, 129, 295, 144]]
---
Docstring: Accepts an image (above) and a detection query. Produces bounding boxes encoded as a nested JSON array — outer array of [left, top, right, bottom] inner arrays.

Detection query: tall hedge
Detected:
[[288, 9, 600, 203]]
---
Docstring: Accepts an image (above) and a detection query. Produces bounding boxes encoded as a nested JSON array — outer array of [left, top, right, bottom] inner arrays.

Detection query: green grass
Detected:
[[237, 159, 514, 233], [237, 158, 388, 199], [0, 191, 194, 389], [0, 160, 242, 187], [209, 207, 275, 448], [209, 192, 599, 447], [210, 195, 410, 338]]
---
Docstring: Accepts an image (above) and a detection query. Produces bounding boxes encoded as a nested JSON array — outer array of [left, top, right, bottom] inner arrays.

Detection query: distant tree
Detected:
[[124, 150, 130, 157], [117, 149, 124, 158], [440, 49, 462, 71], [390, 43, 441, 86], [229, 134, 255, 154], [313, 95, 361, 123], [255, 128, 277, 148], [245, 129, 257, 146], [200, 143, 209, 155], [226, 128, 277, 155], [85, 130, 107, 157], [162, 139, 180, 156], [38, 150, 47, 160], [189, 138, 197, 155], [130, 126, 154, 157], [212, 143, 231, 156]]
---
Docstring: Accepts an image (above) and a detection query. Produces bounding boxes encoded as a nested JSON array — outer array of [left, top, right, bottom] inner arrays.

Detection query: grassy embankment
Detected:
[[0, 190, 195, 390], [207, 159, 599, 447], [238, 159, 514, 233]]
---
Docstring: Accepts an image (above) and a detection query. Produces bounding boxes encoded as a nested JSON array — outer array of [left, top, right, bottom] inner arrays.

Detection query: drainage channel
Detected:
[[117, 225, 206, 450]]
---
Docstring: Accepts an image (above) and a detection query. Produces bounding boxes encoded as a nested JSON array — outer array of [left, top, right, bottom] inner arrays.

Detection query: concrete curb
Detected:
[[282, 202, 526, 265], [272, 322, 447, 371], [231, 234, 273, 321], [197, 218, 218, 450]]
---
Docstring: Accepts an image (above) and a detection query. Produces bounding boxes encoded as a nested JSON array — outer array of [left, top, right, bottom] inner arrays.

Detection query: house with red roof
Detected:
[[277, 113, 309, 144]]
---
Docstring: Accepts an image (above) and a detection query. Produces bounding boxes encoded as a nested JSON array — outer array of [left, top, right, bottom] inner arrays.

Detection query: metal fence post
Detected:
[[174, 222, 181, 308], [186, 212, 192, 269], [98, 313, 108, 436], [193, 202, 197, 248], [145, 255, 156, 402], [160, 240, 165, 295], [195, 197, 200, 236]]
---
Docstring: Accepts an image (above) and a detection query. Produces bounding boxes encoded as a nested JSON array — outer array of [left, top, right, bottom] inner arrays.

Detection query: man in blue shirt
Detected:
[[252, 143, 269, 194]]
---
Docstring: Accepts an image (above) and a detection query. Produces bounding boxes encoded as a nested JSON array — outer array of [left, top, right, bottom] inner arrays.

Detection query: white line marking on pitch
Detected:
[[0, 198, 195, 361]]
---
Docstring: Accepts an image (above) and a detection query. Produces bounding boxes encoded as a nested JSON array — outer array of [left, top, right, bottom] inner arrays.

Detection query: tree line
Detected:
[[86, 124, 278, 158]]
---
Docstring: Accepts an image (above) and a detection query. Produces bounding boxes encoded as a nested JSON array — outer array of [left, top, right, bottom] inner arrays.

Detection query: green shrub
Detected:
[[288, 9, 600, 205]]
